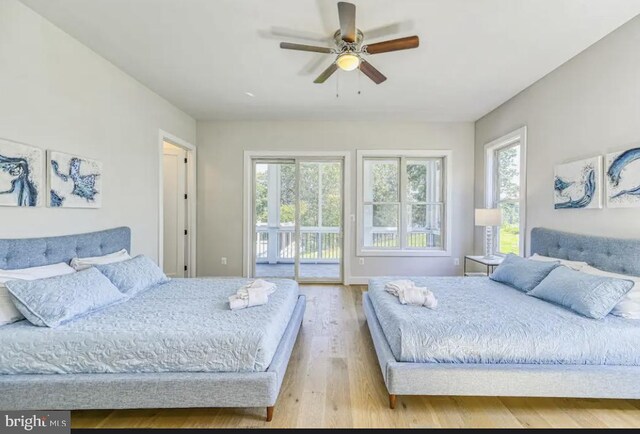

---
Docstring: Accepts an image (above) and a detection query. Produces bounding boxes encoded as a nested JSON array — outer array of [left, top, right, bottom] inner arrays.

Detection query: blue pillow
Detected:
[[528, 266, 634, 319], [490, 253, 560, 292], [96, 255, 169, 296], [5, 268, 126, 328]]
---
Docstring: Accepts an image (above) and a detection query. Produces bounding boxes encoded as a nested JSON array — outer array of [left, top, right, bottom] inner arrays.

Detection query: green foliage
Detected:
[[255, 162, 342, 228], [407, 163, 427, 202], [499, 223, 519, 254], [370, 160, 441, 231], [496, 146, 521, 254], [299, 163, 319, 226], [255, 168, 268, 224], [280, 164, 296, 224], [321, 163, 342, 227], [371, 161, 399, 202], [369, 161, 399, 228], [280, 204, 296, 223], [497, 147, 520, 224]]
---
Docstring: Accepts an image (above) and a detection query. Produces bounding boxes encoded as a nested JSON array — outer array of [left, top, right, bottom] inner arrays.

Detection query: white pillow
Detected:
[[70, 249, 131, 271], [0, 291, 23, 326], [0, 262, 76, 326], [528, 253, 589, 271], [580, 265, 640, 319]]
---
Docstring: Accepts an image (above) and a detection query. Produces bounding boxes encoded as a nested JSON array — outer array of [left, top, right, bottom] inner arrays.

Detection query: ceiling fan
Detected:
[[279, 2, 419, 84]]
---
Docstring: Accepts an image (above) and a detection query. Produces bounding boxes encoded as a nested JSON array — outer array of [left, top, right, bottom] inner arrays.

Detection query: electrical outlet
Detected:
[[359, 258, 365, 265], [221, 257, 227, 265], [453, 258, 460, 266]]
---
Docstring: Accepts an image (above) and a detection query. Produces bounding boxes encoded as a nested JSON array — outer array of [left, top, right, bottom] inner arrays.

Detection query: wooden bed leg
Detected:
[[389, 394, 397, 410], [266, 406, 274, 422]]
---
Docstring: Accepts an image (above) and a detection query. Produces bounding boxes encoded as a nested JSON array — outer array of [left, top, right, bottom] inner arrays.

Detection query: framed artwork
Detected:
[[605, 147, 640, 208], [0, 138, 44, 207], [554, 156, 603, 209], [48, 151, 102, 208]]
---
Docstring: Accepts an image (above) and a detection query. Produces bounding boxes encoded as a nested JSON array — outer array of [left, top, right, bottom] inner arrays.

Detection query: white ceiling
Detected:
[[21, 0, 640, 121]]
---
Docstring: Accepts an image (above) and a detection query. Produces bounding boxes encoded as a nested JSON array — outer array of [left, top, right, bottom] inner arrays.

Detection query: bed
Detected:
[[364, 227, 640, 408], [0, 227, 305, 421]]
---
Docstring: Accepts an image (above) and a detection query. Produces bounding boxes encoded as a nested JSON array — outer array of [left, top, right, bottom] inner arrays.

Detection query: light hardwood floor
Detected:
[[72, 285, 640, 429]]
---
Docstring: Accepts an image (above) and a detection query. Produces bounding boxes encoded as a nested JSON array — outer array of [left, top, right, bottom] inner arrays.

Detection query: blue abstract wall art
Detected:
[[606, 147, 640, 208], [47, 151, 102, 208], [0, 138, 43, 207], [554, 156, 603, 210]]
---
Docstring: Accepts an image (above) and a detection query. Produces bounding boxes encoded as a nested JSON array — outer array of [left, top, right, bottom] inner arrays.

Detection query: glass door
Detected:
[[253, 160, 296, 279], [297, 159, 343, 282], [252, 157, 343, 282]]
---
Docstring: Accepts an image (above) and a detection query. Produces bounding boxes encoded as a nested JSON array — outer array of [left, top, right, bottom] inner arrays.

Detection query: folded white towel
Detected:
[[247, 279, 276, 293], [229, 295, 249, 311], [385, 280, 438, 309], [229, 291, 269, 310], [384, 279, 417, 296], [398, 286, 438, 309], [229, 279, 276, 310]]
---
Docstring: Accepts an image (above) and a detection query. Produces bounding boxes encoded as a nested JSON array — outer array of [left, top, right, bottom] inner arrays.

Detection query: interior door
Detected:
[[163, 142, 187, 277]]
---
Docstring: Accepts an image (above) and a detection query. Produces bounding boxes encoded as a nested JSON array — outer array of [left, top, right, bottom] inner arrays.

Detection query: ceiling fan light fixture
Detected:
[[336, 53, 360, 71], [279, 2, 419, 84]]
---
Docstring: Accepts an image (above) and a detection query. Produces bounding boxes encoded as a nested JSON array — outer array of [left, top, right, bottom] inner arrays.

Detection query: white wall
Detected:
[[0, 0, 196, 260], [196, 121, 475, 282], [475, 15, 640, 254]]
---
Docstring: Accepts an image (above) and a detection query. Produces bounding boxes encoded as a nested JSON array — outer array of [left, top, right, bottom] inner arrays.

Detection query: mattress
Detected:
[[367, 276, 640, 365], [0, 278, 299, 375]]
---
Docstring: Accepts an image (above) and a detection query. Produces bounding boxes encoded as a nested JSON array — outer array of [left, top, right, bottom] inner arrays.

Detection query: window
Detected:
[[485, 127, 527, 256], [357, 150, 451, 256]]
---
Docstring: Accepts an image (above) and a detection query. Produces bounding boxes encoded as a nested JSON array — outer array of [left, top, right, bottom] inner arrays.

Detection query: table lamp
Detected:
[[475, 208, 502, 259]]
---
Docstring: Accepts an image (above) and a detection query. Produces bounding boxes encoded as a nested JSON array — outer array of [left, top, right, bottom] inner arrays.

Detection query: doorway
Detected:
[[246, 154, 349, 283], [162, 142, 187, 277], [159, 130, 196, 278]]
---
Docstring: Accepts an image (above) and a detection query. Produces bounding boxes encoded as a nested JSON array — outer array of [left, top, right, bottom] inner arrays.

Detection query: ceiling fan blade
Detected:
[[338, 2, 356, 43], [268, 27, 330, 43], [365, 36, 419, 54], [301, 54, 332, 76], [359, 60, 387, 84], [280, 42, 333, 54], [314, 62, 338, 84], [363, 21, 413, 41]]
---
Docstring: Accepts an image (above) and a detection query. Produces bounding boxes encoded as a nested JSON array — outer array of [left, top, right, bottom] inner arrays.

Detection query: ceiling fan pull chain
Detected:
[[336, 70, 340, 98], [358, 68, 362, 95]]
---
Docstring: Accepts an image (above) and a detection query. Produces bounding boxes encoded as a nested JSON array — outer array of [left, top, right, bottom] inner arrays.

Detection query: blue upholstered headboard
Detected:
[[0, 227, 131, 270], [530, 227, 640, 276]]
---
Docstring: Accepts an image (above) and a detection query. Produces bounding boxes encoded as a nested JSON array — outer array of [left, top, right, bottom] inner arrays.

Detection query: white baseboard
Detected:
[[344, 276, 370, 286]]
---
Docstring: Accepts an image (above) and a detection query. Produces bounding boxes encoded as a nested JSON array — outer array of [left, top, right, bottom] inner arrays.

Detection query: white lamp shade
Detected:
[[475, 208, 502, 226], [336, 53, 361, 71]]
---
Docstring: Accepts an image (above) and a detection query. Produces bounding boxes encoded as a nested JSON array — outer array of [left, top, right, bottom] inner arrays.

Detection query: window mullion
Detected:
[[318, 162, 323, 228], [399, 157, 407, 250], [491, 149, 500, 252]]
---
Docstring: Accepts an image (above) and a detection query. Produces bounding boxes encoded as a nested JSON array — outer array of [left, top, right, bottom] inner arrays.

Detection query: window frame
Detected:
[[484, 127, 527, 257], [356, 150, 452, 257]]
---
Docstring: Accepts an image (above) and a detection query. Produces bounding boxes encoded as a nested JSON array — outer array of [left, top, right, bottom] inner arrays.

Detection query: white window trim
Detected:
[[484, 126, 527, 256], [356, 149, 452, 257]]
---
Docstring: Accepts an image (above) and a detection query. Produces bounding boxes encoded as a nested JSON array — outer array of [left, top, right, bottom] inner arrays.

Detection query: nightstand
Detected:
[[463, 255, 503, 276]]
